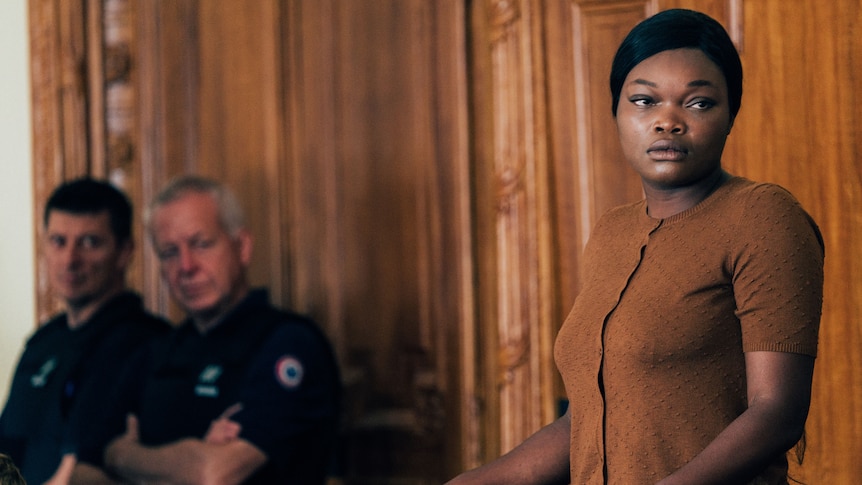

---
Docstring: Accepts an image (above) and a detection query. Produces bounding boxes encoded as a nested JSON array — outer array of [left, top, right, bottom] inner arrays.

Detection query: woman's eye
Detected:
[[689, 99, 715, 110], [630, 97, 652, 107]]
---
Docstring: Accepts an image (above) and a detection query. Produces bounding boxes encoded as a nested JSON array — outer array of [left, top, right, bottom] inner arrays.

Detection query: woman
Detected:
[[447, 9, 824, 484]]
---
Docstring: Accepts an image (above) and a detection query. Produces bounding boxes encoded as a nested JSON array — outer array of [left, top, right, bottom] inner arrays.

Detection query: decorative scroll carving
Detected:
[[104, 43, 131, 83], [484, 0, 546, 452], [488, 0, 520, 41], [104, 0, 136, 173], [29, 0, 147, 321]]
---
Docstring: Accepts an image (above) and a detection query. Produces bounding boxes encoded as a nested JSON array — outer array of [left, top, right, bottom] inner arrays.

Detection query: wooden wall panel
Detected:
[[30, 0, 151, 323], [282, 1, 474, 482], [29, 0, 861, 482], [134, 0, 286, 319], [570, 1, 651, 240], [468, 0, 563, 462], [30, 0, 90, 323], [134, 0, 198, 315], [32, 2, 475, 482], [721, 1, 862, 481], [194, 0, 285, 301], [545, 0, 671, 412]]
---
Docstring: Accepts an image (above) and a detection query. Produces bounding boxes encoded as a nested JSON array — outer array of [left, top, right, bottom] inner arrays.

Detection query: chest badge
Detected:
[[275, 356, 304, 389], [30, 357, 58, 388], [195, 364, 223, 397]]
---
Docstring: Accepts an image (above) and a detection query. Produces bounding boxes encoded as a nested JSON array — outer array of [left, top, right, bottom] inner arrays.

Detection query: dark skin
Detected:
[[614, 48, 733, 218], [446, 48, 815, 485]]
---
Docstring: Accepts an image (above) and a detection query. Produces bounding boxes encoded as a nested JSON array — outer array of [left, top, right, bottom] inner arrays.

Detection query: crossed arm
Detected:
[[69, 405, 265, 485]]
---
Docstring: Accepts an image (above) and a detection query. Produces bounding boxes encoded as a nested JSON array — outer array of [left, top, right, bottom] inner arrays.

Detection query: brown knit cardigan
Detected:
[[555, 176, 824, 484]]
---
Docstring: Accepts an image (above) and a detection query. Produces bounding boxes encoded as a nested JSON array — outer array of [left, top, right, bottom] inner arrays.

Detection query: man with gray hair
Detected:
[[72, 175, 341, 484]]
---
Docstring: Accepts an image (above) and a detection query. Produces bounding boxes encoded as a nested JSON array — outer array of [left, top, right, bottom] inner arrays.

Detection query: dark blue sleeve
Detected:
[[0, 403, 26, 464], [233, 323, 340, 460]]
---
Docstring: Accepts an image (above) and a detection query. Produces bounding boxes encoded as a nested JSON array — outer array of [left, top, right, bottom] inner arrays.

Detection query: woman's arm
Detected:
[[446, 408, 571, 485], [657, 351, 814, 485]]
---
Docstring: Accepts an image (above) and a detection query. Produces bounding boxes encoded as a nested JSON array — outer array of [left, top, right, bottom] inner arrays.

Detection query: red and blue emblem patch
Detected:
[[274, 356, 304, 389]]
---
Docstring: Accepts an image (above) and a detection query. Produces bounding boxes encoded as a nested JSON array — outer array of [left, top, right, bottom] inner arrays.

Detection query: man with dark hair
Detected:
[[0, 177, 170, 485]]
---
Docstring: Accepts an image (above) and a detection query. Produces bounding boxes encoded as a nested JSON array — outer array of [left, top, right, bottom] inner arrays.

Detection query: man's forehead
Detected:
[[152, 195, 224, 231], [45, 210, 112, 231]]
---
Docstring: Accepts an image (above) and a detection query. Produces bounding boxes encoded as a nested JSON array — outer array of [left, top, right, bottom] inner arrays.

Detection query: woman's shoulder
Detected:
[[722, 175, 824, 250], [723, 176, 803, 207], [721, 176, 818, 226]]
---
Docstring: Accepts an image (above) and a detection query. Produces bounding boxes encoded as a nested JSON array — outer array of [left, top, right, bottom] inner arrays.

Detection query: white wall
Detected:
[[0, 0, 35, 406]]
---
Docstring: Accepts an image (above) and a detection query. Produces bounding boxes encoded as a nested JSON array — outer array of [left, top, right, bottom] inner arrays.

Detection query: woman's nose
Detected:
[[653, 106, 686, 134]]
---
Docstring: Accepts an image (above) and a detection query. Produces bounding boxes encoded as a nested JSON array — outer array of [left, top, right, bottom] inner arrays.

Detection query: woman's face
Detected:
[[615, 48, 733, 190]]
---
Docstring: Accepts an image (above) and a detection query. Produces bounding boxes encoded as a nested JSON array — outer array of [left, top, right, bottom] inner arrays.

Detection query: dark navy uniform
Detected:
[[78, 289, 341, 485], [0, 292, 170, 485]]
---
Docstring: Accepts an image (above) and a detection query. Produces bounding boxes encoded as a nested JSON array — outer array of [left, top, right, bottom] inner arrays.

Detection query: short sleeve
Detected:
[[731, 183, 824, 356], [233, 322, 340, 458]]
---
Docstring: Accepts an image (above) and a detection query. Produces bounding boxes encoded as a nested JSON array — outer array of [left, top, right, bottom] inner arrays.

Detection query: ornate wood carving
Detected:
[[29, 0, 120, 322], [487, 0, 543, 452], [102, 0, 150, 295], [472, 0, 557, 457], [28, 0, 151, 322], [28, 0, 860, 482]]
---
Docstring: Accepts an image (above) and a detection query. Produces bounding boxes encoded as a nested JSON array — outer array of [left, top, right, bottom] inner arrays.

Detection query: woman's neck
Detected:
[[644, 169, 730, 219]]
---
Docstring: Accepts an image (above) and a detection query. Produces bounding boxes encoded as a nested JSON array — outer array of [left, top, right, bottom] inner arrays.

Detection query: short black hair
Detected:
[[610, 9, 743, 120], [44, 177, 133, 244]]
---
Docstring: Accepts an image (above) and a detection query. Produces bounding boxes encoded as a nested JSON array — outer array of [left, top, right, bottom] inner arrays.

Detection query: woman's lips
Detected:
[[647, 140, 688, 161]]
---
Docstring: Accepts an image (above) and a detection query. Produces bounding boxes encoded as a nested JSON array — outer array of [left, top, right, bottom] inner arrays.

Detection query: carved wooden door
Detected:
[[28, 0, 862, 482]]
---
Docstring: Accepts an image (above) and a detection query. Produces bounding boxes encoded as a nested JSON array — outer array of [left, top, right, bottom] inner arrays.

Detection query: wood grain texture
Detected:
[[721, 1, 862, 481], [281, 1, 474, 481], [28, 0, 860, 481]]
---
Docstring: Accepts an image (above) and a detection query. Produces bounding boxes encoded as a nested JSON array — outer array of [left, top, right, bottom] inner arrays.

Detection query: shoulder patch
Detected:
[[274, 355, 304, 389]]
